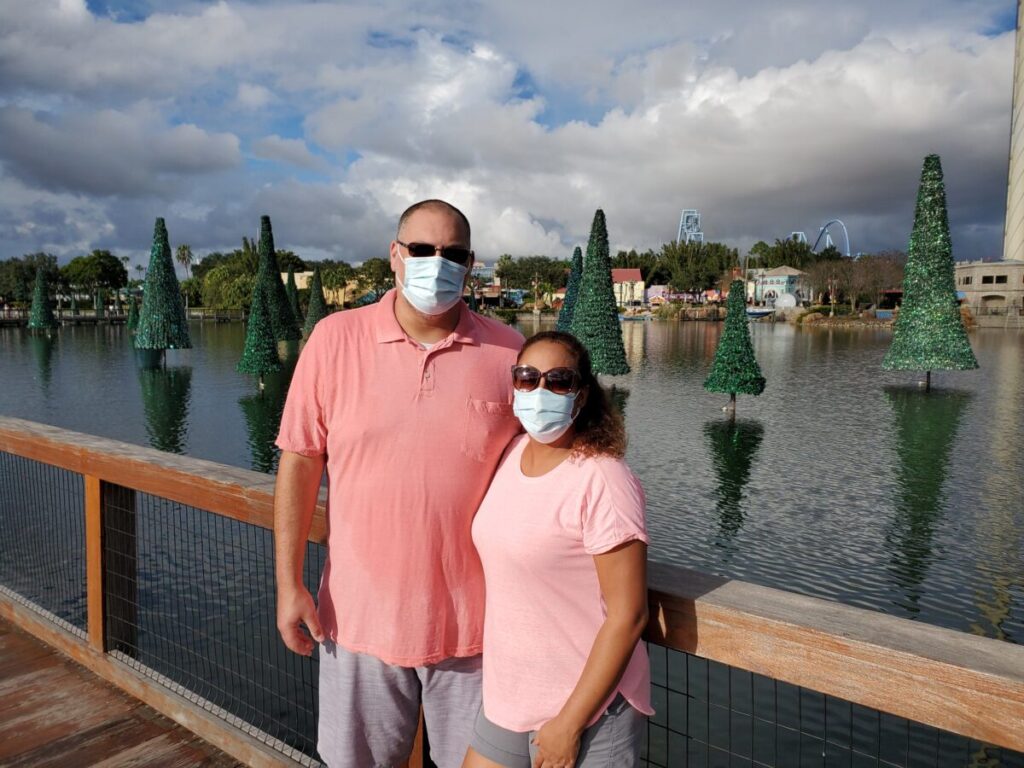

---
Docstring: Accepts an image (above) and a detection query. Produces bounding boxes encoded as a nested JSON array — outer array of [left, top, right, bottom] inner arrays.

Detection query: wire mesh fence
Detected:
[[100, 489, 325, 763], [0, 450, 86, 635], [644, 644, 1024, 768], [2, 448, 1023, 767]]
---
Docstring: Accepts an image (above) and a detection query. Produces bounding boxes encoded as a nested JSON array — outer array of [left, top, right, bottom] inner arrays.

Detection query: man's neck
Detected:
[[393, 290, 462, 344]]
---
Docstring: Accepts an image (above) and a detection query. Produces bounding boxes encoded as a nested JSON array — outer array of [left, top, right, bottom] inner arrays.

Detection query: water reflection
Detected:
[[703, 420, 765, 545], [884, 387, 971, 614], [239, 364, 294, 473], [138, 366, 193, 454], [28, 335, 56, 393], [973, 337, 1024, 642]]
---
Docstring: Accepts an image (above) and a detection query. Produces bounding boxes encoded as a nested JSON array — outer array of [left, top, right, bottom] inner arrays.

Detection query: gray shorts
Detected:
[[317, 641, 482, 768], [469, 694, 645, 768]]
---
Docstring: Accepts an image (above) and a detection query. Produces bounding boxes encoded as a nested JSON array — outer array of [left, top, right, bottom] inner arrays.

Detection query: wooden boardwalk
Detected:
[[0, 618, 240, 767]]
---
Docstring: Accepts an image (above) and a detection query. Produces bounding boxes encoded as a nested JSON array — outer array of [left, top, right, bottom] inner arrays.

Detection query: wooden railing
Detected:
[[1, 415, 1022, 766]]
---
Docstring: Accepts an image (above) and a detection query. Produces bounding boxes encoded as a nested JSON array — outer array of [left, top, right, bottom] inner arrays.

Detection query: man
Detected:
[[274, 200, 523, 767]]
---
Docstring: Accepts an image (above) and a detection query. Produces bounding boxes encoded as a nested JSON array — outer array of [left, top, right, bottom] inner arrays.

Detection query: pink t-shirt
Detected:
[[471, 434, 654, 731], [276, 290, 523, 666]]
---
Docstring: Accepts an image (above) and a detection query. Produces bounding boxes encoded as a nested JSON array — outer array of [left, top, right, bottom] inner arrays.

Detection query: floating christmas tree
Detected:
[[570, 210, 629, 375], [883, 155, 978, 390], [126, 296, 139, 334], [135, 218, 192, 356], [238, 284, 281, 388], [285, 265, 302, 325], [256, 216, 301, 341], [94, 291, 104, 319], [704, 280, 765, 414], [27, 268, 58, 331], [303, 266, 329, 337], [557, 245, 583, 332]]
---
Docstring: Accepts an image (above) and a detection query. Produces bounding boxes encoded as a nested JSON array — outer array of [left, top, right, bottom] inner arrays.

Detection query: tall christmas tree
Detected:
[[570, 210, 629, 375], [883, 155, 977, 390], [285, 265, 302, 325], [256, 216, 301, 341], [126, 296, 140, 334], [94, 291, 104, 319], [704, 280, 765, 413], [135, 218, 192, 353], [238, 285, 282, 387], [27, 268, 58, 331], [303, 266, 329, 336], [557, 245, 583, 332]]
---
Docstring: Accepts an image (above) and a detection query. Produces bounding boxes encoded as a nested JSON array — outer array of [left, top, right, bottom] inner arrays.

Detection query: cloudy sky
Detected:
[[0, 0, 1018, 268]]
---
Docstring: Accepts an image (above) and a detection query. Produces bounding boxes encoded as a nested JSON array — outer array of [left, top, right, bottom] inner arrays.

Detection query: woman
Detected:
[[465, 331, 652, 768]]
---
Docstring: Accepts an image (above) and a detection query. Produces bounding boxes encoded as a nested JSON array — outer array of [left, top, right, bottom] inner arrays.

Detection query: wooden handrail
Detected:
[[1, 415, 1023, 754]]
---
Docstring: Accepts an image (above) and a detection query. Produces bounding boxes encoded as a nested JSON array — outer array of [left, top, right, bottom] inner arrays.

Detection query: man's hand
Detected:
[[531, 715, 582, 768], [277, 584, 325, 656]]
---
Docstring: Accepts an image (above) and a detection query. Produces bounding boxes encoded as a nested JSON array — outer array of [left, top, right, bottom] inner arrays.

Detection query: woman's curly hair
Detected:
[[518, 331, 627, 459]]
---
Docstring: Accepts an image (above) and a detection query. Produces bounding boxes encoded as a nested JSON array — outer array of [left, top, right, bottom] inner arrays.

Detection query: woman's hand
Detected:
[[531, 715, 582, 768]]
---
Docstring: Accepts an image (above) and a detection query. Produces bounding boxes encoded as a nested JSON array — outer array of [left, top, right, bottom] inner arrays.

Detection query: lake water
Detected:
[[1, 317, 1022, 645]]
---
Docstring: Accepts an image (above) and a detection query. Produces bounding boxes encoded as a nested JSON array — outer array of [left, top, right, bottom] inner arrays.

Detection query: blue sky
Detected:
[[0, 0, 1019, 266]]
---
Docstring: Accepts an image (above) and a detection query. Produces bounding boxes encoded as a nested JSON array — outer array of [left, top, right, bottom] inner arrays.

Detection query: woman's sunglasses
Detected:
[[511, 365, 581, 395], [397, 240, 473, 266]]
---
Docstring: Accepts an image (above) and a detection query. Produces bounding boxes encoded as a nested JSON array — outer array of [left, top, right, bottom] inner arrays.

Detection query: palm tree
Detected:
[[175, 244, 193, 279]]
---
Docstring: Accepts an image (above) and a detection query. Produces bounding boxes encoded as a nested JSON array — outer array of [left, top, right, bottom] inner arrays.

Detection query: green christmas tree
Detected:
[[303, 266, 329, 336], [94, 291, 104, 319], [285, 265, 302, 325], [27, 268, 58, 331], [883, 155, 978, 390], [238, 285, 282, 385], [256, 216, 301, 341], [557, 246, 583, 332], [135, 218, 192, 353], [704, 280, 765, 413], [570, 210, 629, 375], [126, 296, 140, 334]]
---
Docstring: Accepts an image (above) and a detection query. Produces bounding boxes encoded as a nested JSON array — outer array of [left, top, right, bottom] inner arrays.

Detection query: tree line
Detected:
[[1, 235, 906, 312]]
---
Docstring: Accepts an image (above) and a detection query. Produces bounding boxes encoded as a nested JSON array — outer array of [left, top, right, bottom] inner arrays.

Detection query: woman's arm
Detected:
[[531, 540, 649, 767]]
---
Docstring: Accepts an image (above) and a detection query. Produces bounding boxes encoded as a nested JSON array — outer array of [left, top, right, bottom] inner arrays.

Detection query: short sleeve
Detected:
[[275, 324, 328, 456], [581, 459, 648, 555]]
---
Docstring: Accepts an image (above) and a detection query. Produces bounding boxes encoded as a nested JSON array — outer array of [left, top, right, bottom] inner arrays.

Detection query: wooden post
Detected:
[[84, 475, 104, 652], [102, 481, 138, 657]]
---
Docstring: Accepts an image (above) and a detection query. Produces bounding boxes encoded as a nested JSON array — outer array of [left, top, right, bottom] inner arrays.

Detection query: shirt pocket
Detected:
[[462, 398, 518, 463]]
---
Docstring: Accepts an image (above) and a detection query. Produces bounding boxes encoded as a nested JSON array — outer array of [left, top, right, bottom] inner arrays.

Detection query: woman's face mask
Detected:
[[513, 387, 578, 444]]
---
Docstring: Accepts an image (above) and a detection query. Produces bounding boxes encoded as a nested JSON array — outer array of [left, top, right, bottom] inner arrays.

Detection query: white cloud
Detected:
[[252, 135, 327, 170], [236, 83, 275, 110], [0, 0, 1016, 263], [0, 106, 241, 196]]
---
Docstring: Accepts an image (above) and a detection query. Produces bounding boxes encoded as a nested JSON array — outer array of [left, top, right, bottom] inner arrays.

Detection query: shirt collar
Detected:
[[375, 288, 479, 346]]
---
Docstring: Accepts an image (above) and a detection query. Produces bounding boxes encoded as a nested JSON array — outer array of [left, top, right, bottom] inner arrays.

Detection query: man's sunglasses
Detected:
[[511, 365, 581, 395], [397, 240, 474, 266]]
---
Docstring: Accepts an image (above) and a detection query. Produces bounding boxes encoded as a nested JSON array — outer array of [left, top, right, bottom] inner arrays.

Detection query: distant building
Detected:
[[611, 268, 645, 306], [750, 266, 811, 304], [954, 260, 1024, 316]]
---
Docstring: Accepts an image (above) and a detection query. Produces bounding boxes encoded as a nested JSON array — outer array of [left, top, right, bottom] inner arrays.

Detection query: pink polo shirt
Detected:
[[275, 290, 523, 666], [471, 434, 653, 731]]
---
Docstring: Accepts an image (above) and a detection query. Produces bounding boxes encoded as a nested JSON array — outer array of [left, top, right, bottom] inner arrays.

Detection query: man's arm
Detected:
[[274, 450, 327, 656]]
